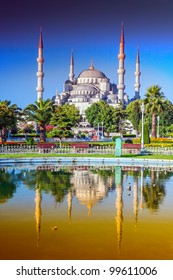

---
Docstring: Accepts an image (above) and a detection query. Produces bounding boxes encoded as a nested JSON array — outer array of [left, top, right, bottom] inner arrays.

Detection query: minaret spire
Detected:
[[36, 29, 44, 101], [117, 22, 126, 104], [69, 49, 75, 82], [134, 48, 141, 99]]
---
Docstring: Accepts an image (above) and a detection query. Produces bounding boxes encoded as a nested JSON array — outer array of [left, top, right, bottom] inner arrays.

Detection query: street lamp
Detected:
[[157, 115, 160, 138], [141, 102, 145, 153], [98, 123, 99, 140]]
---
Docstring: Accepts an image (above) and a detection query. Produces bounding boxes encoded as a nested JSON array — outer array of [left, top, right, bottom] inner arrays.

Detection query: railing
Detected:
[[146, 147, 173, 155], [0, 145, 38, 154], [1, 144, 173, 155], [0, 145, 115, 154]]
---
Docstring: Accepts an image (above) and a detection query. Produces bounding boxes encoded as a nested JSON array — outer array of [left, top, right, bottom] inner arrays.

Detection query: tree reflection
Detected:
[[90, 168, 115, 189], [0, 169, 17, 204], [142, 170, 166, 211], [20, 168, 72, 203]]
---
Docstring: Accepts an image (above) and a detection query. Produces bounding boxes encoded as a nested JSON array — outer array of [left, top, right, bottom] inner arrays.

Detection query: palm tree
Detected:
[[144, 85, 165, 138], [24, 99, 53, 142]]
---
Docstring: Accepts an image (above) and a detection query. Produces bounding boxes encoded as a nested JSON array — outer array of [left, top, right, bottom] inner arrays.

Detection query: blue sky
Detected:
[[0, 0, 173, 108]]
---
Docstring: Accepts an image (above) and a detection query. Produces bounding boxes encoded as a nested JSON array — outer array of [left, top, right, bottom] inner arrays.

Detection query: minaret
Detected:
[[36, 30, 44, 101], [69, 50, 74, 82], [117, 22, 126, 104], [134, 49, 141, 99]]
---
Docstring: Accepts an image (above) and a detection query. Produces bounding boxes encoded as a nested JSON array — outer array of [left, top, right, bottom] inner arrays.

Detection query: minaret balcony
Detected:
[[36, 72, 44, 78], [36, 86, 44, 91], [117, 84, 125, 90], [118, 53, 126, 60], [117, 69, 125, 74], [37, 58, 44, 63], [135, 71, 141, 76]]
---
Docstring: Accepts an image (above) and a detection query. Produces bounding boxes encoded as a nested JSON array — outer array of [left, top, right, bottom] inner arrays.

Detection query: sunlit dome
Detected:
[[78, 65, 107, 79]]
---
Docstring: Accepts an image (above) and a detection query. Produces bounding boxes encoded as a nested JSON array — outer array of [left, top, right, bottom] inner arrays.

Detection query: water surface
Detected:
[[0, 164, 173, 260]]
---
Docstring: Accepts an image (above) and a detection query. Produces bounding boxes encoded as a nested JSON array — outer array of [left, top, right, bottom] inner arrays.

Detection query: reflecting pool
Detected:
[[0, 164, 173, 260]]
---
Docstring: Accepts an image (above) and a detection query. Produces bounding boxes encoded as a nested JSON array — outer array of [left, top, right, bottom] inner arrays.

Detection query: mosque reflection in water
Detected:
[[0, 164, 172, 260]]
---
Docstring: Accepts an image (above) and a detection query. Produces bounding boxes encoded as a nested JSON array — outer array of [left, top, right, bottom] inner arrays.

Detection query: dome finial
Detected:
[[90, 59, 94, 70]]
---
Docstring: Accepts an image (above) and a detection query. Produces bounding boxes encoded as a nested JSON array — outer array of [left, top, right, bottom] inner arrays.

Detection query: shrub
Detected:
[[144, 122, 150, 144], [122, 134, 136, 138], [112, 136, 120, 141], [133, 138, 140, 143], [26, 137, 35, 145], [124, 139, 133, 144]]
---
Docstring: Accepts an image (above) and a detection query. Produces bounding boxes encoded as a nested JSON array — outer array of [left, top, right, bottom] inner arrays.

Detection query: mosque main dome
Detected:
[[78, 65, 107, 79]]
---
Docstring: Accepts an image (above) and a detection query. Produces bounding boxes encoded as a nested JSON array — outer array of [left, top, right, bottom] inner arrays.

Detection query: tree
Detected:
[[113, 104, 127, 133], [144, 85, 165, 138], [126, 99, 142, 133], [158, 100, 173, 137], [85, 101, 126, 135], [47, 128, 74, 147], [51, 103, 81, 129], [0, 100, 20, 144], [24, 99, 53, 142]]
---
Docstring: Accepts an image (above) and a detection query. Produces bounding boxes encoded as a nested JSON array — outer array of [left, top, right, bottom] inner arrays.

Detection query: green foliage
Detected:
[[0, 169, 18, 204], [24, 99, 53, 126], [20, 169, 72, 203], [123, 134, 136, 137], [143, 180, 165, 211], [0, 100, 21, 144], [47, 128, 74, 139], [144, 85, 166, 138], [159, 100, 173, 136], [85, 100, 127, 134], [26, 137, 35, 145], [126, 99, 142, 132], [112, 136, 120, 141], [24, 99, 53, 142], [124, 139, 133, 143], [144, 122, 150, 144], [51, 103, 81, 129]]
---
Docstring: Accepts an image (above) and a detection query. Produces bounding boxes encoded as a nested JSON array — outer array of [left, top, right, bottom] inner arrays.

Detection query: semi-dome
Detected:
[[78, 65, 107, 79], [74, 84, 99, 92], [107, 93, 118, 100]]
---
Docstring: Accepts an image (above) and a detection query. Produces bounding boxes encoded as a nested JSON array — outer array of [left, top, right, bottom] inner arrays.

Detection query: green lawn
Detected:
[[1, 153, 173, 160]]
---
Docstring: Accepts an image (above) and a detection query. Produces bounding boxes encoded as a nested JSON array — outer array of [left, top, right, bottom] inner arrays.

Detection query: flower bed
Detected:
[[0, 141, 26, 145], [70, 143, 90, 148], [145, 143, 173, 147], [123, 143, 141, 149]]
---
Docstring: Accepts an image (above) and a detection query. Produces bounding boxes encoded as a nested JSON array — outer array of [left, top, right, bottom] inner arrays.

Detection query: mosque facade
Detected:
[[36, 24, 141, 125]]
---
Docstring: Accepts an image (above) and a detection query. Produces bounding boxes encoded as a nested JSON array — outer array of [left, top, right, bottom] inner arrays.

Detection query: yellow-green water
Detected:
[[0, 165, 173, 260]]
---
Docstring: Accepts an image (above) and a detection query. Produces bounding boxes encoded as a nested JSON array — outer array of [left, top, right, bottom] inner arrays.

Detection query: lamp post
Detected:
[[102, 121, 103, 139], [98, 123, 99, 140], [157, 115, 160, 138], [141, 102, 145, 153]]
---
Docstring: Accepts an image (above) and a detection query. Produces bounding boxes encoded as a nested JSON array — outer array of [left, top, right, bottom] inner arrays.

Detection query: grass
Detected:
[[1, 153, 173, 160]]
